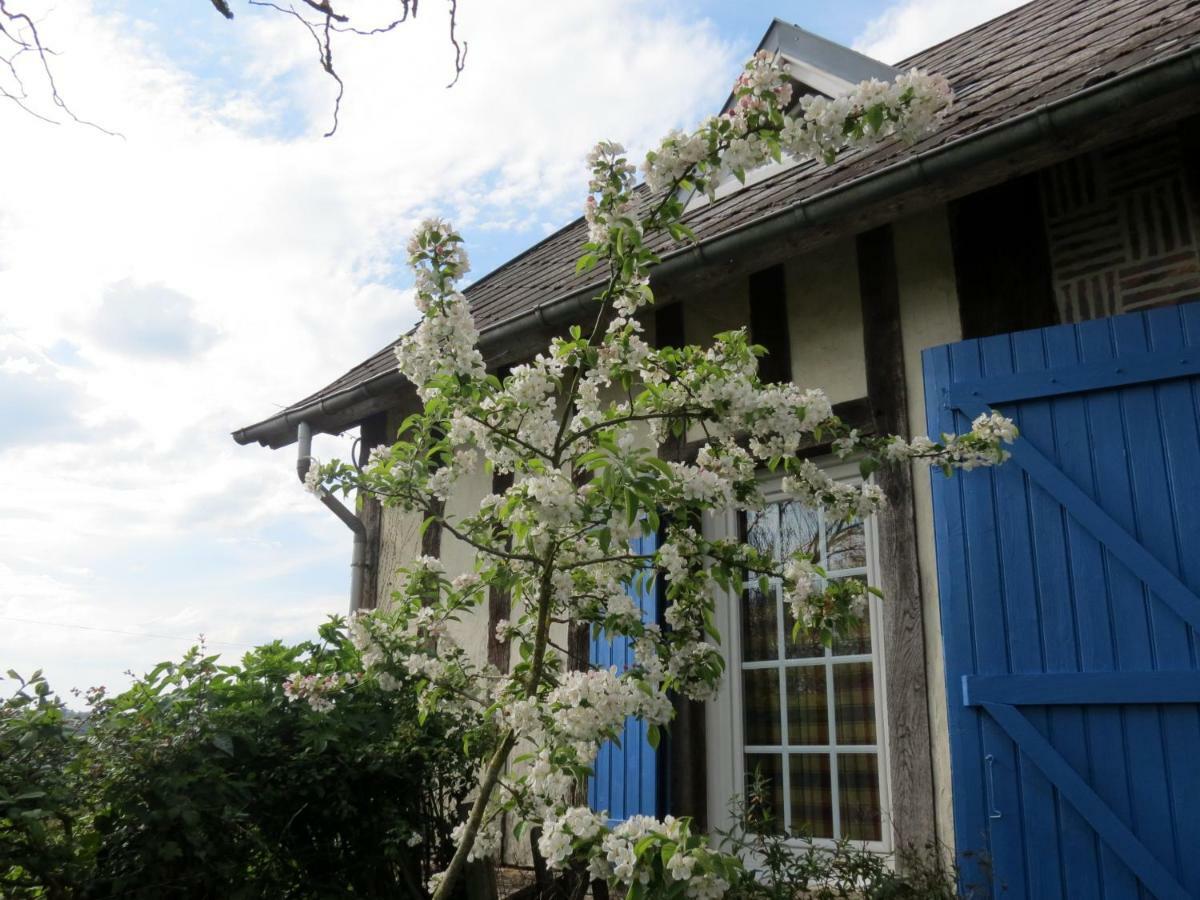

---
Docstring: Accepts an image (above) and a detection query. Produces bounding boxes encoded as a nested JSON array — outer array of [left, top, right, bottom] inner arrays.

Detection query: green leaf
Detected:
[[211, 733, 234, 756], [866, 103, 885, 134]]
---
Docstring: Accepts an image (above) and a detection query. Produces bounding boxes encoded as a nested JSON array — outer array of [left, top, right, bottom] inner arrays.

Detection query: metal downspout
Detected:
[[296, 421, 367, 613]]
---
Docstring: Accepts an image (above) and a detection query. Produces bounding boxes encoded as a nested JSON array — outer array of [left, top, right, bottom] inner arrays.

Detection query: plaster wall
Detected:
[[679, 237, 867, 405], [784, 238, 867, 403]]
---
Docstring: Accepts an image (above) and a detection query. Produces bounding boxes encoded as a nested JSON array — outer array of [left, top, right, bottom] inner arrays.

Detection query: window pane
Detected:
[[830, 576, 871, 656], [788, 753, 833, 839], [833, 663, 876, 745], [742, 669, 781, 746], [825, 517, 866, 571], [779, 500, 820, 562], [744, 753, 785, 834], [837, 754, 882, 842], [783, 602, 826, 659], [785, 667, 829, 746], [741, 585, 778, 662], [743, 506, 779, 560]]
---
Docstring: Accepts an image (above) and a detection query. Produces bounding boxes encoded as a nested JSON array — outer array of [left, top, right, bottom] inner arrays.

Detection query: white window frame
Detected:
[[704, 459, 893, 852]]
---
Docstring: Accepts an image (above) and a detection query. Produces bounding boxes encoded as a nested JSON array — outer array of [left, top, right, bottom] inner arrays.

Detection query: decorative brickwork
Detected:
[[1041, 128, 1200, 321]]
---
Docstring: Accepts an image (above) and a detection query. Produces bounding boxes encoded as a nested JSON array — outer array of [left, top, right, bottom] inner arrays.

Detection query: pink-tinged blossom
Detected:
[[282, 671, 354, 713]]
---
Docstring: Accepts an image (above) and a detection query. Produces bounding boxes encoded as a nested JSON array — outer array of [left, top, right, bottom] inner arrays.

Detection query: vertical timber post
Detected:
[[653, 301, 708, 830], [356, 412, 389, 610], [857, 225, 938, 853]]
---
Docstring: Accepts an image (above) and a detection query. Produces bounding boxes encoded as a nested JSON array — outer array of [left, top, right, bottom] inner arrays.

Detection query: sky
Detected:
[[0, 0, 1028, 701]]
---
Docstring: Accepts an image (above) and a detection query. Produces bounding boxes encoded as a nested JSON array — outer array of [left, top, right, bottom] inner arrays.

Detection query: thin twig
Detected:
[[445, 0, 466, 87], [0, 0, 122, 136]]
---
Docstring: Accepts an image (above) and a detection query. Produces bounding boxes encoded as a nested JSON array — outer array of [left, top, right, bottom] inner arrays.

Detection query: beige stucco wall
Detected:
[[437, 458, 496, 667], [893, 206, 963, 853], [784, 239, 868, 403], [680, 237, 867, 405]]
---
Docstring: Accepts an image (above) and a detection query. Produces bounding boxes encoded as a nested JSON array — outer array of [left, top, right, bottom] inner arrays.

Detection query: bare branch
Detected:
[[331, 0, 415, 38], [445, 0, 466, 88], [0, 0, 465, 138], [248, 0, 345, 136], [0, 0, 122, 136], [229, 0, 464, 135]]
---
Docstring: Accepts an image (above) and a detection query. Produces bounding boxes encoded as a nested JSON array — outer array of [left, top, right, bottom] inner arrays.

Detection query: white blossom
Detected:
[[302, 459, 324, 496]]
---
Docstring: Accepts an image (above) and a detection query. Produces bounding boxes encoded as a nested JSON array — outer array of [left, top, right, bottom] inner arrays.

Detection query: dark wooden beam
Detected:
[[356, 412, 389, 609], [666, 692, 708, 830], [654, 301, 685, 351], [856, 225, 938, 853], [949, 173, 1057, 339], [487, 471, 515, 673], [748, 265, 792, 384]]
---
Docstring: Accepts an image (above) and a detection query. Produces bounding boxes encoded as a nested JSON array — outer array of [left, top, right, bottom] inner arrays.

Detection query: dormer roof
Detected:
[[720, 18, 897, 113]]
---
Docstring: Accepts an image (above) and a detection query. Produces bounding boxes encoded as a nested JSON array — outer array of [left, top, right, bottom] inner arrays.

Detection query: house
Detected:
[[233, 1, 1200, 895]]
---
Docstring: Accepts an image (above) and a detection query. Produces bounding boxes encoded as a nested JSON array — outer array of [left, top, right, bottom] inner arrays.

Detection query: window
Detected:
[[707, 467, 889, 848]]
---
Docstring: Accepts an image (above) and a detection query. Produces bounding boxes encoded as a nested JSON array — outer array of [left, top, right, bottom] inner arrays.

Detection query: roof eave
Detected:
[[234, 41, 1200, 450]]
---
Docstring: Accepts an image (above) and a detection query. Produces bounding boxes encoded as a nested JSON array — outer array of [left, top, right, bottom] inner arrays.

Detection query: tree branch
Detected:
[[0, 0, 121, 136]]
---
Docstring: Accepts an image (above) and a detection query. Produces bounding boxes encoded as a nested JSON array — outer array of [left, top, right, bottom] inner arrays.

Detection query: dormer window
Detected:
[[682, 21, 897, 213]]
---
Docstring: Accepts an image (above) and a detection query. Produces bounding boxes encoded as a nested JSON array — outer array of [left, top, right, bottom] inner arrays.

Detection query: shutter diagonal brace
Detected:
[[981, 702, 1190, 900], [953, 399, 1200, 633]]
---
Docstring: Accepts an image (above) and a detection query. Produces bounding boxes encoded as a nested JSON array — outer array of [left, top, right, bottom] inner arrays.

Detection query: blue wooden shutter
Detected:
[[924, 301, 1200, 899], [588, 531, 660, 825]]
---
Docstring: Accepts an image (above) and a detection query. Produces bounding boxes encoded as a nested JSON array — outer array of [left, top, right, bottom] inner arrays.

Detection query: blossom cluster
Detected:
[[498, 666, 673, 811], [786, 68, 951, 164], [392, 219, 485, 401], [302, 458, 324, 496], [282, 671, 355, 713], [643, 50, 951, 197], [538, 809, 731, 899]]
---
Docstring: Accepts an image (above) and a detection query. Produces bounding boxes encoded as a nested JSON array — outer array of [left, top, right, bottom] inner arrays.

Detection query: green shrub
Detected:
[[718, 775, 968, 900], [1, 618, 491, 899], [0, 670, 88, 898]]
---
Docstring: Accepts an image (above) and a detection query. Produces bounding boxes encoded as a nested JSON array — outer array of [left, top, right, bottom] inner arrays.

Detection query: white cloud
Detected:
[[90, 280, 220, 358], [0, 0, 738, 698], [854, 0, 1029, 64]]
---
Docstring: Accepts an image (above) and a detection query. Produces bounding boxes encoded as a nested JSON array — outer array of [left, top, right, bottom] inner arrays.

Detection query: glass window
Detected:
[[737, 489, 885, 843]]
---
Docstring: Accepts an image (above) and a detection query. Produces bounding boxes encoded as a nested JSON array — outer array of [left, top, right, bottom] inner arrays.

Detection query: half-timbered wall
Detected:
[[364, 130, 1200, 860], [1040, 123, 1200, 321]]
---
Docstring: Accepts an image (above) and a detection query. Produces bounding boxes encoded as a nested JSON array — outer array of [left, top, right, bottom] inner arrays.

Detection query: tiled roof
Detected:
[[235, 0, 1200, 445]]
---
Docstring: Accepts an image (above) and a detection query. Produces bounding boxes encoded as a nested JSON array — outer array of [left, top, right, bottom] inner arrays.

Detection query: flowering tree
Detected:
[[308, 52, 1015, 900]]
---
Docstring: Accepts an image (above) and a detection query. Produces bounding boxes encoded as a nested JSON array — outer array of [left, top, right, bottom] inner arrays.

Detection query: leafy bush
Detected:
[[1, 671, 88, 897], [0, 618, 490, 899]]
